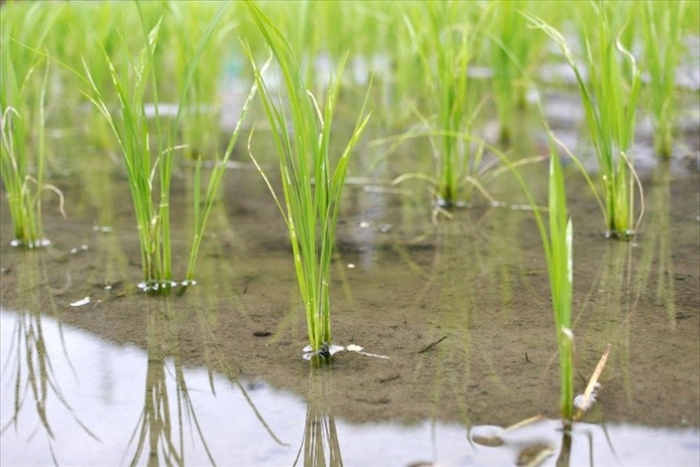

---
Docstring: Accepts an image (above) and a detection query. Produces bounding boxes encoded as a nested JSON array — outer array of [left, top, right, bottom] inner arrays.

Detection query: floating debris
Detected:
[[10, 238, 51, 248], [70, 244, 89, 254], [92, 225, 112, 234], [471, 415, 546, 447], [137, 280, 179, 293], [302, 343, 345, 361], [516, 442, 554, 467], [302, 343, 390, 360], [347, 263, 355, 269], [418, 336, 448, 354], [573, 344, 611, 421], [70, 297, 90, 307]]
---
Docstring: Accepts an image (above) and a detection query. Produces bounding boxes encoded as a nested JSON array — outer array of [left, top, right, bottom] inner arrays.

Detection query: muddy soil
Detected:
[[1, 152, 698, 432]]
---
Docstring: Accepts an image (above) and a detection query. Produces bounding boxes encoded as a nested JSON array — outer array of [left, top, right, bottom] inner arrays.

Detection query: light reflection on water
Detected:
[[1, 309, 697, 466]]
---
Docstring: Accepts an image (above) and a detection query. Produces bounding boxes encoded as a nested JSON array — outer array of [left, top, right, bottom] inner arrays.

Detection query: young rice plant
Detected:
[[642, 0, 686, 158], [244, 0, 371, 361], [82, 2, 254, 294], [524, 4, 643, 238]]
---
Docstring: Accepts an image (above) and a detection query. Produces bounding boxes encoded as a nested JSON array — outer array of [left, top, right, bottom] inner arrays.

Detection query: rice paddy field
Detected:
[[1, 1, 699, 466]]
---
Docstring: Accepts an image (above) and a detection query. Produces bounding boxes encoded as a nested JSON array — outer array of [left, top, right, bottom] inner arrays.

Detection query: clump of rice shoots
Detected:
[[487, 0, 546, 143], [82, 3, 238, 294], [243, 0, 371, 362], [1, 59, 57, 249], [524, 4, 643, 238], [642, 0, 686, 158], [168, 1, 231, 159], [402, 1, 483, 207], [1, 5, 64, 248]]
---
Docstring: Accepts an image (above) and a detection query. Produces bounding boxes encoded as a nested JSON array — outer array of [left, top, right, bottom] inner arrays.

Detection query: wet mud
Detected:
[[1, 155, 698, 434]]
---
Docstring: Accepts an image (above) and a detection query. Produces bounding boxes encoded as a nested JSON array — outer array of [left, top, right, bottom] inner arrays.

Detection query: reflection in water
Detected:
[[1, 310, 697, 465], [405, 208, 532, 431], [0, 252, 98, 462], [580, 241, 635, 405], [555, 429, 571, 467], [635, 162, 678, 329], [469, 416, 653, 467], [126, 301, 215, 466], [294, 369, 344, 467]]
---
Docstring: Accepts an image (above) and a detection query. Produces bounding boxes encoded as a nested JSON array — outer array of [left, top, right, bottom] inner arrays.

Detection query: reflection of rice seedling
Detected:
[[525, 5, 643, 238], [82, 3, 254, 294], [1, 254, 98, 456], [293, 371, 343, 466], [642, 0, 686, 158], [127, 304, 215, 466], [243, 0, 371, 361]]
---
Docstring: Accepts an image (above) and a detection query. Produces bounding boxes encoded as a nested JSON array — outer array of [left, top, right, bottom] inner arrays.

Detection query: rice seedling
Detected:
[[524, 4, 643, 238], [243, 0, 371, 361], [167, 1, 234, 159], [401, 1, 484, 207], [81, 2, 249, 294], [1, 59, 61, 249], [542, 142, 575, 421], [183, 81, 257, 285], [1, 5, 65, 248], [486, 0, 547, 143], [642, 0, 686, 158], [503, 134, 575, 422]]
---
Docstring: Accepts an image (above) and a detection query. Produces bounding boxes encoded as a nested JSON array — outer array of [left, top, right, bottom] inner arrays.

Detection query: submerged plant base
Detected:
[[302, 343, 344, 364], [10, 238, 51, 249], [603, 229, 636, 241], [302, 343, 390, 365], [436, 198, 467, 209], [137, 279, 199, 294]]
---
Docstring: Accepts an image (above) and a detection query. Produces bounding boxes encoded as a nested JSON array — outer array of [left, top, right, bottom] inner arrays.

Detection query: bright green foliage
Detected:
[[642, 0, 686, 158], [0, 5, 61, 248], [403, 1, 482, 207], [244, 0, 371, 354], [546, 142, 574, 421], [168, 2, 234, 158], [82, 3, 233, 294], [185, 83, 258, 284], [505, 136, 575, 421], [524, 4, 642, 237], [487, 0, 546, 143]]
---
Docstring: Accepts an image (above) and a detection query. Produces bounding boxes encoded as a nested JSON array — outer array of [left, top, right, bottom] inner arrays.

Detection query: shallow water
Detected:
[[1, 87, 699, 466], [1, 310, 698, 466]]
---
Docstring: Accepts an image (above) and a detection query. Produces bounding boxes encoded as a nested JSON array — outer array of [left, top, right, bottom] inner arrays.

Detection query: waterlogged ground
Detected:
[[1, 93, 699, 466]]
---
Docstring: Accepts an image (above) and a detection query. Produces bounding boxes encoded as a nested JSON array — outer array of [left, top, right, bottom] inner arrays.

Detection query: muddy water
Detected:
[[1, 101, 699, 465]]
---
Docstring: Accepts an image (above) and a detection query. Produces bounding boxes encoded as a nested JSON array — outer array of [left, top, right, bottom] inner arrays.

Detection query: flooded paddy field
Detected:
[[1, 108, 698, 465], [2, 2, 700, 465]]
